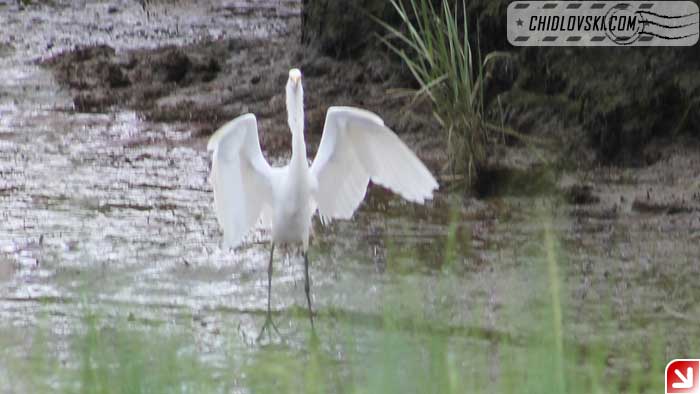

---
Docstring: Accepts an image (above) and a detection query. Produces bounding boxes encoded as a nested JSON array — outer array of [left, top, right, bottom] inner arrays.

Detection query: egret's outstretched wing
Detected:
[[310, 106, 438, 222], [207, 114, 274, 248]]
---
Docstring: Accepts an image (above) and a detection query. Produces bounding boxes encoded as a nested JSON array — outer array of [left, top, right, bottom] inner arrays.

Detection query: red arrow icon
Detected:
[[666, 359, 700, 394]]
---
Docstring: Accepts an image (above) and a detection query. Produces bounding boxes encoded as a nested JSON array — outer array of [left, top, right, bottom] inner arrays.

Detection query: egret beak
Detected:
[[291, 75, 301, 85]]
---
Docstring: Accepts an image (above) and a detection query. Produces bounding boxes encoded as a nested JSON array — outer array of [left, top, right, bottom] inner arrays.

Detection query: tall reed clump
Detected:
[[376, 0, 517, 185]]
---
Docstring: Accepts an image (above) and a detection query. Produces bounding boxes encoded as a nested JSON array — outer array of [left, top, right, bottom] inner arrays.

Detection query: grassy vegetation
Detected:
[[0, 318, 675, 394], [0, 205, 687, 393], [375, 0, 525, 185]]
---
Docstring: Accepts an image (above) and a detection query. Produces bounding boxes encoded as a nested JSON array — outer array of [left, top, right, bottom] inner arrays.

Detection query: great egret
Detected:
[[207, 68, 438, 336]]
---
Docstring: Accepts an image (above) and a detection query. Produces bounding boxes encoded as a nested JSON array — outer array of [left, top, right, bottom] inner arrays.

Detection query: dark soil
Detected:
[[302, 0, 700, 166], [42, 37, 442, 163]]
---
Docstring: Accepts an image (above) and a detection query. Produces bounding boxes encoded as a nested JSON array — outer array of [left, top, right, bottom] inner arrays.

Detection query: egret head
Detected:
[[288, 68, 302, 85], [286, 68, 304, 134]]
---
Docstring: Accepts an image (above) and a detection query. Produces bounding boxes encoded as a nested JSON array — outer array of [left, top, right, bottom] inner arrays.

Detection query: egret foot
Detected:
[[256, 243, 282, 342], [256, 313, 281, 342]]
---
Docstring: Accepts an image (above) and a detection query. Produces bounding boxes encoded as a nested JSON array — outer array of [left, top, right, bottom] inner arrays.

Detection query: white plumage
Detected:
[[311, 106, 437, 222], [207, 68, 438, 335]]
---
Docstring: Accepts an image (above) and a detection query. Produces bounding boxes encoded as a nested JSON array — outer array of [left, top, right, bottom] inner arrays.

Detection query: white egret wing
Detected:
[[207, 114, 274, 248], [310, 106, 438, 222]]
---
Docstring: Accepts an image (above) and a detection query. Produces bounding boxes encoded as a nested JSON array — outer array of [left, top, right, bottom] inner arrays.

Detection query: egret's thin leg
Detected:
[[303, 252, 315, 330], [266, 243, 275, 317], [257, 244, 280, 342]]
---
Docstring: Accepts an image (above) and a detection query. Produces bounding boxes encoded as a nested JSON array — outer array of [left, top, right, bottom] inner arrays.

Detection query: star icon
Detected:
[[516, 18, 524, 27]]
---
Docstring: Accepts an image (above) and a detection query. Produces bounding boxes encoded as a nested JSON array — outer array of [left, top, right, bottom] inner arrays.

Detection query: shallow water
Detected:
[[1, 0, 699, 391]]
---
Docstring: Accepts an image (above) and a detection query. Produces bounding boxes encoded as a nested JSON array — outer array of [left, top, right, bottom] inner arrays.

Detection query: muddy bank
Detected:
[[302, 0, 700, 166], [42, 36, 442, 163]]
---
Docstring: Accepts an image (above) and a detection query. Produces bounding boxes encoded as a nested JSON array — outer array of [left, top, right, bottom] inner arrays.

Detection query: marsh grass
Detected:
[[2, 205, 691, 393], [6, 247, 683, 393], [29, 319, 221, 393], [374, 0, 529, 185]]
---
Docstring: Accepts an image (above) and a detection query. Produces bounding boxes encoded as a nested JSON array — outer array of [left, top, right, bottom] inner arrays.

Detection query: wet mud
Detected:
[[41, 17, 439, 160], [0, 0, 699, 391]]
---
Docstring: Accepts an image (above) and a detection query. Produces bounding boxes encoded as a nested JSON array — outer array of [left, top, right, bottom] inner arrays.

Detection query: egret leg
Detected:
[[257, 244, 280, 342], [303, 252, 315, 330], [266, 243, 275, 316]]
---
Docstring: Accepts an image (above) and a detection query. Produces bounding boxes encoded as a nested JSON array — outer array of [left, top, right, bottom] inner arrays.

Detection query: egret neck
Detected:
[[286, 69, 306, 171]]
